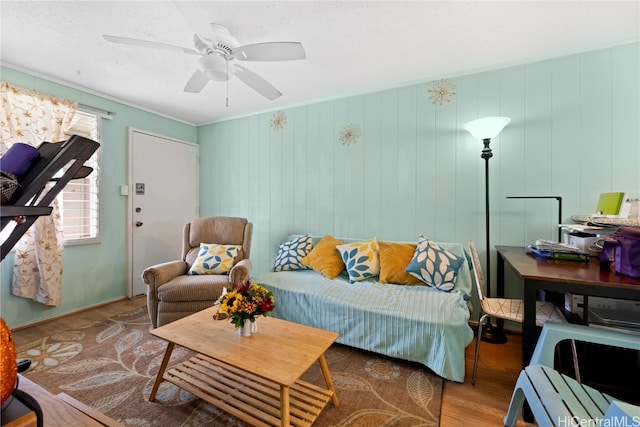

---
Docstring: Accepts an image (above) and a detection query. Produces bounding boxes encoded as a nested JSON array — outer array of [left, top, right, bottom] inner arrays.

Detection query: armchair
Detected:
[[142, 216, 253, 328]]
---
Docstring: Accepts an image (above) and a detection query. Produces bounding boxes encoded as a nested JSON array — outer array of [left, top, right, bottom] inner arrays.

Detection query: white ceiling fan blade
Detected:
[[103, 35, 198, 55], [233, 42, 306, 61], [173, 1, 218, 47], [184, 69, 209, 93], [234, 64, 282, 100]]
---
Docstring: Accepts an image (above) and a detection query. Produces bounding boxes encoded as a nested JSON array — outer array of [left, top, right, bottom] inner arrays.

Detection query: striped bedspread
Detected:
[[253, 242, 474, 382]]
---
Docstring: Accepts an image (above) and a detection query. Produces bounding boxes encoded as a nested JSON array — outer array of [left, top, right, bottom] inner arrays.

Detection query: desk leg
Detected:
[[522, 280, 539, 423], [582, 295, 589, 323], [497, 253, 505, 331], [318, 353, 339, 406], [522, 281, 540, 367], [149, 342, 174, 402], [280, 385, 290, 427]]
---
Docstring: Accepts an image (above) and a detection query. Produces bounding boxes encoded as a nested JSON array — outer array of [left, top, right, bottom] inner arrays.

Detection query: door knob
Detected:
[[135, 221, 143, 227]]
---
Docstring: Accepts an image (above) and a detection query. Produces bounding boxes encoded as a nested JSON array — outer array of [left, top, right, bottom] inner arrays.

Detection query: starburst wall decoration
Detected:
[[428, 79, 456, 105], [339, 123, 361, 146], [270, 111, 287, 131]]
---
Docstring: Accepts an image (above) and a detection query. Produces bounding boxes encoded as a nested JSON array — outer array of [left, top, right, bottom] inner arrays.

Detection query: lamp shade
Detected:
[[463, 117, 511, 141]]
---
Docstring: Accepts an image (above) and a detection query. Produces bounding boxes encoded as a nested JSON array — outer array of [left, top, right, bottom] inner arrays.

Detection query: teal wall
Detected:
[[198, 42, 640, 314], [1, 66, 197, 327], [2, 42, 638, 327]]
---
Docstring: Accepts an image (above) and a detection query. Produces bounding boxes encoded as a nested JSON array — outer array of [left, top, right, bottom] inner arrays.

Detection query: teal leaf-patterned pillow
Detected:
[[273, 234, 313, 272], [405, 236, 464, 291], [188, 243, 241, 275], [336, 238, 380, 282]]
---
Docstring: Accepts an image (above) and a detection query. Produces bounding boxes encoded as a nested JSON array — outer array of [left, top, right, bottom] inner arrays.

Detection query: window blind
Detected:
[[59, 110, 100, 242]]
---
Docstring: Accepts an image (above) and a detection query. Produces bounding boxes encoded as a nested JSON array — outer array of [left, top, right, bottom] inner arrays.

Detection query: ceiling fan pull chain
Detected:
[[226, 59, 229, 107]]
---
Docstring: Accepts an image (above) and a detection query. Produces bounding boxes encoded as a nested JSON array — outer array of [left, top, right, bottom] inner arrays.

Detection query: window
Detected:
[[58, 110, 101, 244]]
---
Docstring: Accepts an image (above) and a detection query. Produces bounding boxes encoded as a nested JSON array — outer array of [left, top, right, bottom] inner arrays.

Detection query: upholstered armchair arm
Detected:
[[143, 260, 188, 329], [142, 260, 188, 293], [229, 259, 252, 284]]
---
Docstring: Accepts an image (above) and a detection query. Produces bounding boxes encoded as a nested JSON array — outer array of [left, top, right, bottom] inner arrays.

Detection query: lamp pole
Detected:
[[482, 138, 492, 301], [480, 137, 507, 343], [463, 116, 511, 344]]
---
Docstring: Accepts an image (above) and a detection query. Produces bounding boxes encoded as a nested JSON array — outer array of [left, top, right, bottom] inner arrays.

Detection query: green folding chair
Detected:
[[504, 322, 640, 427]]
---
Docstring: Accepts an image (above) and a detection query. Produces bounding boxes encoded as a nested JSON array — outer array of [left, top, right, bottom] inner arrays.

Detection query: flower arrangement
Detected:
[[218, 282, 275, 328]]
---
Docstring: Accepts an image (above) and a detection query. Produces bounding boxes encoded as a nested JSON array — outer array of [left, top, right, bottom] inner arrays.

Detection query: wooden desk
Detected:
[[496, 246, 640, 367]]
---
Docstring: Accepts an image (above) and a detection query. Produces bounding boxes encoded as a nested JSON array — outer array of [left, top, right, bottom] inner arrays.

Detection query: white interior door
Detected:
[[128, 129, 198, 297]]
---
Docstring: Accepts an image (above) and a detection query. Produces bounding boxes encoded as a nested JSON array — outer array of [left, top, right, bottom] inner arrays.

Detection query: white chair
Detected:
[[468, 241, 575, 385]]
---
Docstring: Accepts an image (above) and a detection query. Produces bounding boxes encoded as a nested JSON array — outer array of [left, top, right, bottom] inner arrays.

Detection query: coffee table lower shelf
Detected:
[[163, 354, 333, 427]]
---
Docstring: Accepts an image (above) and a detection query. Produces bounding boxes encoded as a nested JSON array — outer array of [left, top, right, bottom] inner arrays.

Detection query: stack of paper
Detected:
[[527, 240, 590, 262], [534, 239, 582, 252]]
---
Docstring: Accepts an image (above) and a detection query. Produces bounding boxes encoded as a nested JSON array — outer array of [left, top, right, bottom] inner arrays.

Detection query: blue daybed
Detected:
[[253, 236, 474, 383]]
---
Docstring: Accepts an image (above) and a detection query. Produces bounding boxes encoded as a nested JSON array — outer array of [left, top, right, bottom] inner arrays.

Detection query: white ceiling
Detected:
[[1, 1, 638, 125]]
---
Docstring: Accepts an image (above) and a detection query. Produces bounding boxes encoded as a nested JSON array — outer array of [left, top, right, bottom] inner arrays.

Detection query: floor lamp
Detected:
[[463, 116, 511, 344]]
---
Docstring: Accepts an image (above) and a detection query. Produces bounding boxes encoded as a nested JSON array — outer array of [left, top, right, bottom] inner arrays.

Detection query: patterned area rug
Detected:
[[15, 307, 442, 426]]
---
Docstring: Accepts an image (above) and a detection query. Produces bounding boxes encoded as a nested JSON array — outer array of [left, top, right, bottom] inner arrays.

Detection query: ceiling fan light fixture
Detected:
[[198, 55, 234, 81]]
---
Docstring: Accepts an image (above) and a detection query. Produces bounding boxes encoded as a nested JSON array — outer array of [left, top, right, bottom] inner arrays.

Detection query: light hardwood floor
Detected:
[[442, 329, 533, 426], [12, 297, 532, 426]]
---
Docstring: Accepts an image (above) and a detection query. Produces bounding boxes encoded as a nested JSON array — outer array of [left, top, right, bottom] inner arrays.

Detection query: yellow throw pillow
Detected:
[[188, 243, 241, 275], [301, 235, 345, 279], [378, 241, 424, 285]]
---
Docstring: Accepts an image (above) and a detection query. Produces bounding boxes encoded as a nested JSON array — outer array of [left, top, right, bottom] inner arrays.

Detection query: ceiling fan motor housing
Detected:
[[196, 24, 240, 81], [210, 24, 238, 56]]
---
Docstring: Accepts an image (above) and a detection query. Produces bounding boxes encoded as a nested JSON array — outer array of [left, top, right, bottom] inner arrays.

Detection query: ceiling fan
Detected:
[[103, 21, 305, 101]]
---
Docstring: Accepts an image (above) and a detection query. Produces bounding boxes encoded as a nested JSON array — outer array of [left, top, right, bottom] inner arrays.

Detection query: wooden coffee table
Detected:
[[148, 307, 339, 426]]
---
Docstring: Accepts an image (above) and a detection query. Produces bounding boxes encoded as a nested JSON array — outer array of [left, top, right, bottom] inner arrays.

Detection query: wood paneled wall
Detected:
[[198, 43, 639, 305]]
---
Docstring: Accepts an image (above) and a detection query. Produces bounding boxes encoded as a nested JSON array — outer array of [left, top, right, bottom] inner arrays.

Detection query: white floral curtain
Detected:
[[0, 81, 77, 306]]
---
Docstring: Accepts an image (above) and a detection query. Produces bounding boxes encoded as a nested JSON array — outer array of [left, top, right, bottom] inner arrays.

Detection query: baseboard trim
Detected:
[[11, 295, 145, 331]]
